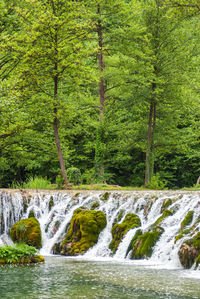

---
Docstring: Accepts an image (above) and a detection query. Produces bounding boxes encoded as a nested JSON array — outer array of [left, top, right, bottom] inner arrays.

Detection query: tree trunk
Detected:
[[94, 4, 106, 183], [196, 176, 200, 186], [145, 101, 154, 187], [145, 83, 156, 187], [53, 107, 68, 185], [53, 32, 68, 185]]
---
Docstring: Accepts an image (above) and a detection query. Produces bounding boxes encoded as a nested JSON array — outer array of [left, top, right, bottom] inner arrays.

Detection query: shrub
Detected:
[[56, 175, 64, 189], [23, 176, 53, 189], [0, 244, 44, 264], [147, 174, 167, 190], [66, 167, 81, 185]]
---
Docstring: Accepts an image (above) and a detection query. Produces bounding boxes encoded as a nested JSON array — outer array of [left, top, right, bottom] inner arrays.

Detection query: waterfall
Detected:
[[0, 189, 200, 269]]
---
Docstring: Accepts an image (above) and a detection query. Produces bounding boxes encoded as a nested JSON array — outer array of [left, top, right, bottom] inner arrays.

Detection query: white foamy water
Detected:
[[0, 190, 200, 273]]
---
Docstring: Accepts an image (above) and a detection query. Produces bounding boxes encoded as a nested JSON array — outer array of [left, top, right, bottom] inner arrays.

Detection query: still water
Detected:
[[0, 256, 200, 299]]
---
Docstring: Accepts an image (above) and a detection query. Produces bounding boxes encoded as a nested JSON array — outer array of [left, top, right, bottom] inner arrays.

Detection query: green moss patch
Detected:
[[61, 208, 106, 256], [91, 201, 100, 210], [100, 192, 110, 201], [178, 232, 200, 269], [161, 198, 172, 212], [130, 227, 164, 259], [181, 211, 194, 231], [10, 217, 42, 249], [174, 211, 194, 244], [153, 210, 173, 227], [109, 213, 141, 254]]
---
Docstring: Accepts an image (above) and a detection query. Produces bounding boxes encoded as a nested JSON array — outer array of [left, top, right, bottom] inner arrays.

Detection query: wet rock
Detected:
[[60, 208, 106, 256], [109, 213, 141, 254], [10, 217, 42, 249], [178, 232, 200, 269], [130, 227, 164, 259]]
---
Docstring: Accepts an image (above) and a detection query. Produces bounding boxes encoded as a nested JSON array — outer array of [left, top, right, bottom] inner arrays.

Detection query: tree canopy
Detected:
[[0, 0, 200, 189]]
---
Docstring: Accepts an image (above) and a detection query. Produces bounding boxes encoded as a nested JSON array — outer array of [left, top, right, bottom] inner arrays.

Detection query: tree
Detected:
[[1, 0, 91, 185]]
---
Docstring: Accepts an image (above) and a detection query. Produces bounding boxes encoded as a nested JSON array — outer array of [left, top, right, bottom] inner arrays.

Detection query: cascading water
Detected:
[[0, 189, 200, 270]]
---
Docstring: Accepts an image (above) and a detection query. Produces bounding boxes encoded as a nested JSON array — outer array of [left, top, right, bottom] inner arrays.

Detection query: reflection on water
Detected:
[[0, 256, 200, 299]]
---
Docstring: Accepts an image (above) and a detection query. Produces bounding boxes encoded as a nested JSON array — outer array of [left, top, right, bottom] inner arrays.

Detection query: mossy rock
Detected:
[[174, 229, 190, 243], [153, 209, 173, 227], [161, 198, 172, 212], [178, 232, 200, 269], [195, 254, 200, 268], [126, 229, 142, 257], [49, 197, 54, 211], [10, 217, 42, 249], [112, 209, 125, 226], [174, 211, 194, 244], [109, 213, 141, 254], [91, 201, 100, 210], [100, 192, 110, 202], [60, 208, 106, 256], [28, 210, 35, 218], [130, 227, 164, 259], [181, 211, 194, 231]]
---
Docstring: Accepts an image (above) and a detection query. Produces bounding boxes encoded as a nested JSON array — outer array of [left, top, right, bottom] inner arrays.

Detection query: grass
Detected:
[[9, 179, 200, 191], [70, 184, 148, 191], [10, 177, 54, 190]]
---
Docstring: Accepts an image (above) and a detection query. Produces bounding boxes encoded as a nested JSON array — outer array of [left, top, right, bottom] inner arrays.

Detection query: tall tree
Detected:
[[1, 0, 90, 184]]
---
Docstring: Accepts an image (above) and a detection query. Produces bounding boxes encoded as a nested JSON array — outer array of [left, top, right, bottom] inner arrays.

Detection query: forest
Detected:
[[0, 0, 200, 189]]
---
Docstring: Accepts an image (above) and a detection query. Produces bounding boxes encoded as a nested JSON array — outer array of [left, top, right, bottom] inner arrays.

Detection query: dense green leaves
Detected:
[[0, 0, 200, 188]]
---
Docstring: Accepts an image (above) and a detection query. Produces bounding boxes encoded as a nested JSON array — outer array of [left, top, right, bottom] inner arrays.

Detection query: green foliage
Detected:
[[56, 175, 64, 189], [0, 0, 200, 189], [22, 177, 53, 190], [0, 243, 44, 264], [147, 174, 167, 190], [66, 167, 81, 185]]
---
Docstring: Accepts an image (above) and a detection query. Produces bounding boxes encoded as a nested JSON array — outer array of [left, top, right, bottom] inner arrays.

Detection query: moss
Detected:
[[100, 192, 110, 202], [153, 209, 173, 227], [10, 217, 42, 249], [181, 211, 194, 231], [61, 209, 106, 256], [109, 213, 141, 253], [72, 193, 80, 201], [117, 210, 124, 222], [126, 229, 142, 257], [28, 210, 35, 218], [161, 198, 172, 212], [178, 232, 200, 269], [91, 201, 100, 210], [195, 254, 200, 268], [23, 203, 28, 213], [131, 227, 163, 259], [112, 210, 125, 226], [174, 229, 191, 243], [49, 197, 54, 211], [174, 211, 194, 243]]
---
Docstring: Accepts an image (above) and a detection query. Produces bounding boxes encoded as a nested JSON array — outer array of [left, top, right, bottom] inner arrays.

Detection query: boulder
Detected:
[[60, 208, 106, 256], [10, 217, 42, 249], [130, 226, 164, 259], [109, 213, 141, 253], [178, 232, 200, 269]]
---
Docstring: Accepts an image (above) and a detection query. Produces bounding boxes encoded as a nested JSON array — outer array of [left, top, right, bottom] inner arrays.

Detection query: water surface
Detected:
[[0, 256, 200, 298]]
